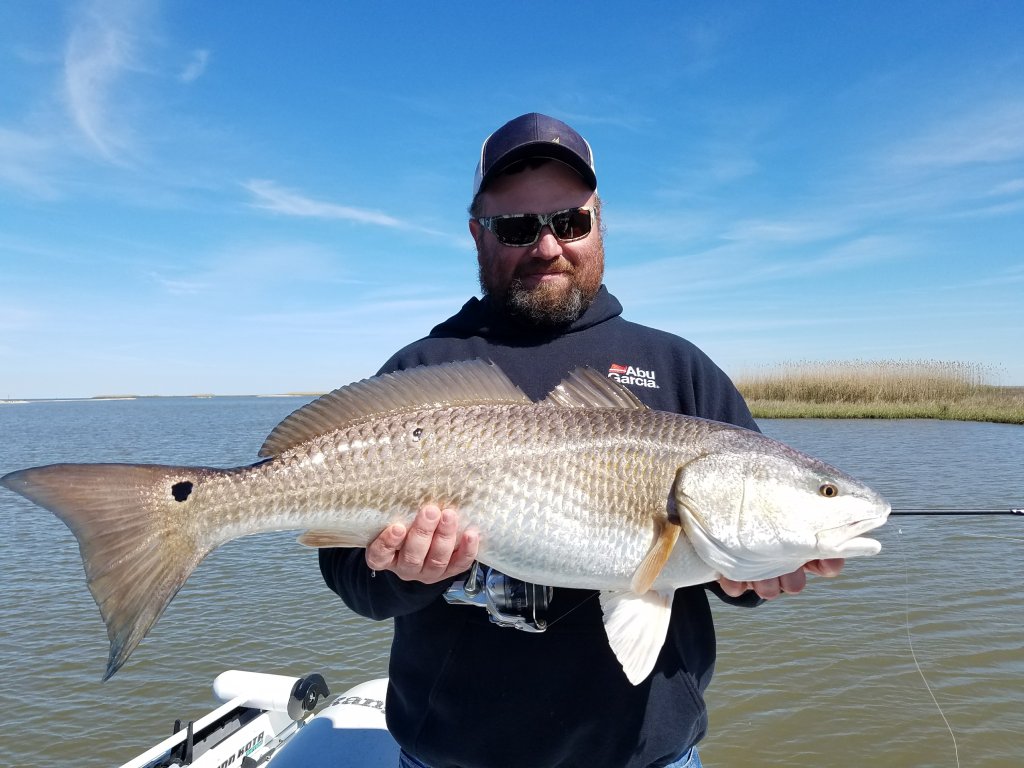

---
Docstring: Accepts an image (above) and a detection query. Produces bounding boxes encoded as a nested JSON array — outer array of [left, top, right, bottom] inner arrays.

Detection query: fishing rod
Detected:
[[891, 508, 1023, 516]]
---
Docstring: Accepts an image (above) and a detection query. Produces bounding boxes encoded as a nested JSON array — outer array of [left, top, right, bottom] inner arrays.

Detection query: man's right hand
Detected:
[[364, 504, 479, 584]]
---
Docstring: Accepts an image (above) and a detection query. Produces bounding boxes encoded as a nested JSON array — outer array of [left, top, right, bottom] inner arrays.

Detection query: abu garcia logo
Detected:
[[607, 363, 659, 389]]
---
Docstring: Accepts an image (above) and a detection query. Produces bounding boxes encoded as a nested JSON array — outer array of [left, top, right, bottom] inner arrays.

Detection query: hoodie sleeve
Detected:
[[318, 547, 454, 620], [705, 580, 765, 607]]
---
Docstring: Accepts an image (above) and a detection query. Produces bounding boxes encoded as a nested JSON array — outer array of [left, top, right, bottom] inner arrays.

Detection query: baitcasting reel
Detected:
[[443, 562, 553, 632]]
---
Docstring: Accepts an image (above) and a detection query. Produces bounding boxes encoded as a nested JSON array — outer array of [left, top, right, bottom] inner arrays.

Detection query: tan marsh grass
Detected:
[[736, 360, 1024, 424]]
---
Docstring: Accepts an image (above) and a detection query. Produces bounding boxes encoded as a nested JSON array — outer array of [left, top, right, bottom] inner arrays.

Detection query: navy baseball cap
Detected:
[[472, 113, 597, 196]]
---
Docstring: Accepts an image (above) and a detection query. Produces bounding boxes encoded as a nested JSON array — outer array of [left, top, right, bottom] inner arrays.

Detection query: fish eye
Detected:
[[818, 483, 839, 498]]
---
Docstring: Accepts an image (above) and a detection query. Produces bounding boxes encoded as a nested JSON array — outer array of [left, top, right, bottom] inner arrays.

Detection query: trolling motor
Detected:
[[444, 562, 553, 632]]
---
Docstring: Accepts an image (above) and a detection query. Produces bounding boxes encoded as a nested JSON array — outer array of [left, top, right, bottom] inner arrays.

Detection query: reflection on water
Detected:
[[0, 402, 1021, 767]]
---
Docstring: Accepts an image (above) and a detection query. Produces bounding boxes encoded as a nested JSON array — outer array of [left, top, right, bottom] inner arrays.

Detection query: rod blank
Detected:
[[891, 508, 1023, 516]]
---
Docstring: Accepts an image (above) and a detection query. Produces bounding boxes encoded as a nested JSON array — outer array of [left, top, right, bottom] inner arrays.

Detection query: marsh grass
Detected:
[[737, 360, 1024, 424]]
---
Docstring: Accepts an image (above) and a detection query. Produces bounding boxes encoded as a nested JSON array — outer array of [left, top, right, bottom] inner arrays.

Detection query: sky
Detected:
[[1, 1, 1022, 399]]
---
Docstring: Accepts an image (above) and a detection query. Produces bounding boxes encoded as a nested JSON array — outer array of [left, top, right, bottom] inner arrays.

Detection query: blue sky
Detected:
[[1, 1, 1022, 398]]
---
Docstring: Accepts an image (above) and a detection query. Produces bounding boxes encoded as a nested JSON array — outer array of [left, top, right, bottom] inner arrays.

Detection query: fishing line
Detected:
[[951, 532, 1024, 544], [891, 508, 1023, 516], [543, 591, 599, 630], [896, 527, 960, 768]]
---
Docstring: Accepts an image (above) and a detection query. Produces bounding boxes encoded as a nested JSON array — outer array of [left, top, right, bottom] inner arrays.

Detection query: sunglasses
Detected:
[[476, 207, 595, 247]]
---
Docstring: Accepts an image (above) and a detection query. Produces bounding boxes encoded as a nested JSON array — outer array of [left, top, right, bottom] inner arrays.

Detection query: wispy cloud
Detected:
[[179, 49, 209, 83], [890, 99, 1024, 169], [147, 241, 355, 300], [0, 128, 60, 197], [721, 217, 853, 245], [988, 178, 1024, 196], [152, 275, 210, 296], [244, 179, 407, 227], [63, 0, 151, 163], [0, 304, 41, 332], [243, 179, 462, 243], [795, 234, 913, 272]]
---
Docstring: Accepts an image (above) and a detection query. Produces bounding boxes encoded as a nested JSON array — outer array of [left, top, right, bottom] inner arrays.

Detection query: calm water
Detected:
[[0, 399, 1021, 767]]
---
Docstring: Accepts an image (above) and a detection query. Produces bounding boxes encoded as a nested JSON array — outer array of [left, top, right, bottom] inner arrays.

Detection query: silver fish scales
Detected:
[[0, 360, 890, 683]]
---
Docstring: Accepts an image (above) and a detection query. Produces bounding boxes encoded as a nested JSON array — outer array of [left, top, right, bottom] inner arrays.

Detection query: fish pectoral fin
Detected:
[[600, 589, 674, 685], [630, 515, 682, 594], [297, 530, 369, 548]]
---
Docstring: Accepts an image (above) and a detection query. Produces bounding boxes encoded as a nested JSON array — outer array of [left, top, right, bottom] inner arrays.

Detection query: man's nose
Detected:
[[534, 226, 562, 258]]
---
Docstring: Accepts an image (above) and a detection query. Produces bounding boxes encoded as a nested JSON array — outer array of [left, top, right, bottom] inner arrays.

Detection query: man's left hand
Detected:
[[717, 558, 845, 600]]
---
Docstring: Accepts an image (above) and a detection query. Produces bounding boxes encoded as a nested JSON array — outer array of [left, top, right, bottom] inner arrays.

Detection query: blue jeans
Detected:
[[665, 746, 703, 768], [398, 746, 702, 768]]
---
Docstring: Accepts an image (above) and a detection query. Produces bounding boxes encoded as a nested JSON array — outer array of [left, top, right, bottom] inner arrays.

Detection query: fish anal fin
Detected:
[[600, 589, 674, 685], [542, 368, 648, 410], [297, 530, 370, 548], [630, 516, 682, 594]]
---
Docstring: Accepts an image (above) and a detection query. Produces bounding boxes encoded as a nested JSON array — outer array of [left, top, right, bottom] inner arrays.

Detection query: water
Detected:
[[0, 401, 1021, 767]]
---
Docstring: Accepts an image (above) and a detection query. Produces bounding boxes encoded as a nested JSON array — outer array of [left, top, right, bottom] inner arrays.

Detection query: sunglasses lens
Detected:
[[492, 217, 542, 246], [551, 208, 592, 241], [485, 208, 592, 246]]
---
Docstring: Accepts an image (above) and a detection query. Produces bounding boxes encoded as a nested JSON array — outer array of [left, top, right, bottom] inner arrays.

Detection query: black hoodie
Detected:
[[319, 286, 761, 768]]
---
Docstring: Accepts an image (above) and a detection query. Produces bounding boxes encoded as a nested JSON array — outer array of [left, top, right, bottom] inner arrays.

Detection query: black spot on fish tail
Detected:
[[171, 481, 193, 502]]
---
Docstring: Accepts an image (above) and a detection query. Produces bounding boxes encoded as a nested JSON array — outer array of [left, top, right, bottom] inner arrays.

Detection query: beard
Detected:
[[477, 239, 605, 329]]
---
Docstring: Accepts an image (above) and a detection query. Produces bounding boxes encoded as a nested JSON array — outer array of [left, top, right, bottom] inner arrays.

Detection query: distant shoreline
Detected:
[[4, 393, 1022, 425], [0, 393, 325, 405], [6, 360, 1024, 426], [738, 361, 1024, 425]]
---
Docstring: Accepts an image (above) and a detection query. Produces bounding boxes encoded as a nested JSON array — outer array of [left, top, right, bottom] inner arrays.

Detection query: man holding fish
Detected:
[[2, 115, 890, 767], [319, 113, 848, 768]]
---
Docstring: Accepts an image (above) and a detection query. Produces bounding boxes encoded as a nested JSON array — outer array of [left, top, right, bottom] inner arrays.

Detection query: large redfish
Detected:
[[0, 360, 890, 683]]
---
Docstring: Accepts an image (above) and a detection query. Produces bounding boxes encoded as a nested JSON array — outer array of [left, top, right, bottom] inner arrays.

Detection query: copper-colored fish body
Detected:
[[0, 361, 890, 683]]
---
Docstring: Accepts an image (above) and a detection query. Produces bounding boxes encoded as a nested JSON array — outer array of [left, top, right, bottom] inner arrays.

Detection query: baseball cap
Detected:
[[472, 113, 597, 197]]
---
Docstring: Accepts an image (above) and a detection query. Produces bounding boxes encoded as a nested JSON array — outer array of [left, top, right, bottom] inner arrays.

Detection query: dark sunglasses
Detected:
[[476, 207, 595, 247]]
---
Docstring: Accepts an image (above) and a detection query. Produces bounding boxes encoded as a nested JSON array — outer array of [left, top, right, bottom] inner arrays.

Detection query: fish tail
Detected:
[[1, 462, 223, 680]]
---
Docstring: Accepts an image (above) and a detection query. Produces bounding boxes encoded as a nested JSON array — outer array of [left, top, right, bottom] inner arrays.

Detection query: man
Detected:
[[320, 113, 843, 768]]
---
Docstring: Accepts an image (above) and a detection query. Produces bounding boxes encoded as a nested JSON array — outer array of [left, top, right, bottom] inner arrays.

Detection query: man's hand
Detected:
[[717, 558, 845, 600], [365, 504, 479, 584]]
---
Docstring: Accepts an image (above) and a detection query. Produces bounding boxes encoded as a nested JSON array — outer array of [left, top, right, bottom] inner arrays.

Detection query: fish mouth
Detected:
[[815, 514, 889, 556]]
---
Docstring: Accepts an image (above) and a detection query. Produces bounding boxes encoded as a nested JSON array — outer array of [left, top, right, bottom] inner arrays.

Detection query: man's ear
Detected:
[[469, 218, 485, 245]]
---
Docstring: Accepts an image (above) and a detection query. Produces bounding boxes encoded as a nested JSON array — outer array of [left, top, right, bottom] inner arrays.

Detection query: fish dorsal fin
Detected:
[[542, 367, 649, 409], [258, 360, 530, 458]]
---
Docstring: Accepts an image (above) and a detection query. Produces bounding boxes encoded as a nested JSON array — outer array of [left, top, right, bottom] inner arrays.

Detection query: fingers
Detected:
[[448, 527, 479, 575], [399, 504, 448, 577], [365, 504, 477, 584], [717, 558, 846, 601], [804, 558, 846, 577], [719, 575, 796, 600], [716, 576, 749, 598], [773, 569, 807, 597], [365, 522, 408, 571]]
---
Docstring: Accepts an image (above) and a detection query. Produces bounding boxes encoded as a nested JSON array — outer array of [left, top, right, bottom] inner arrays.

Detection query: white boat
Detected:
[[121, 670, 400, 768]]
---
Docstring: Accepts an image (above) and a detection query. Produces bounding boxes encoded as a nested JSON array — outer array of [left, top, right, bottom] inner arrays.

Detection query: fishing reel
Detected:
[[443, 562, 553, 632]]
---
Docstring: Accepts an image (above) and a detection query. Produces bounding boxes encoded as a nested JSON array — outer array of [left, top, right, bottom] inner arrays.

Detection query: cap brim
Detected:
[[474, 142, 597, 196]]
